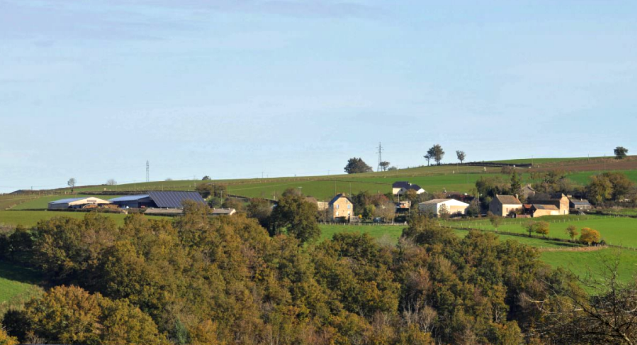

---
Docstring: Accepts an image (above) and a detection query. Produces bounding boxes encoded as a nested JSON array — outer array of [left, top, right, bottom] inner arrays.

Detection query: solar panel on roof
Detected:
[[147, 191, 205, 208], [109, 195, 150, 202]]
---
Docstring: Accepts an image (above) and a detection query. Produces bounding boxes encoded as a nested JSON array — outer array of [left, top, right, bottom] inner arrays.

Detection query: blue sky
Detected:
[[1, 0, 636, 192]]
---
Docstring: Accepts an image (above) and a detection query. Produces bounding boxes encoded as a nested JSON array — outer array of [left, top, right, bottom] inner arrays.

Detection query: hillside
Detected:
[[4, 156, 637, 204]]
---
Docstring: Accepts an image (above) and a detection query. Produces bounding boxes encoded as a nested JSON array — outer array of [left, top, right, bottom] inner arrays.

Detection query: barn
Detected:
[[48, 197, 111, 210], [109, 191, 205, 209], [109, 195, 154, 209]]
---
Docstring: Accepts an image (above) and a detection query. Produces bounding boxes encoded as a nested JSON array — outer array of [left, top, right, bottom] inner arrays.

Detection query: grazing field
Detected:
[[11, 194, 126, 210], [0, 211, 168, 228], [445, 215, 637, 248], [493, 157, 605, 164], [320, 224, 407, 242], [0, 262, 42, 304], [565, 170, 637, 185], [319, 224, 583, 249], [541, 249, 637, 287], [0, 194, 44, 210]]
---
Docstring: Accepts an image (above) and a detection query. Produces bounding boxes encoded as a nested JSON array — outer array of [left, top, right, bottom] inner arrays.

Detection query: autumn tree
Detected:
[[344, 157, 373, 174], [602, 172, 634, 201], [614, 146, 628, 159], [246, 198, 272, 229], [270, 193, 321, 243], [534, 221, 550, 238], [488, 211, 503, 231], [456, 150, 466, 164], [373, 200, 396, 222], [587, 175, 613, 205], [0, 327, 18, 345], [580, 227, 601, 245], [427, 145, 445, 165], [525, 221, 536, 237], [566, 225, 578, 241], [2, 285, 168, 344]]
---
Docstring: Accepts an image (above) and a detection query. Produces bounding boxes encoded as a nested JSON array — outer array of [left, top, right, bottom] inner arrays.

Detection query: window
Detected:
[[336, 204, 340, 209], [347, 204, 351, 209]]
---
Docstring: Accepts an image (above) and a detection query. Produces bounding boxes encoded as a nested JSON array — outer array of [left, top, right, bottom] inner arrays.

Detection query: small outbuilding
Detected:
[[569, 198, 592, 211], [419, 199, 469, 217], [531, 204, 560, 217], [48, 197, 111, 210]]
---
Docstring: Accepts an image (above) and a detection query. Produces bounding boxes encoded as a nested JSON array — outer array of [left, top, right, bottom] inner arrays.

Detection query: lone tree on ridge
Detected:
[[344, 158, 373, 174]]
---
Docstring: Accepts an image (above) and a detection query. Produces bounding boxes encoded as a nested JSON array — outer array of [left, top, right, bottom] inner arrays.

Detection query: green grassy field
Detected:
[[0, 194, 44, 210], [564, 170, 637, 185], [493, 157, 606, 164], [0, 210, 168, 228], [0, 262, 42, 304], [445, 215, 637, 247], [541, 249, 637, 288]]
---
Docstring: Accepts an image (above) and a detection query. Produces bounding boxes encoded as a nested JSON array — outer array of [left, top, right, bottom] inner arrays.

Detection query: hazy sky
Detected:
[[1, 0, 636, 192]]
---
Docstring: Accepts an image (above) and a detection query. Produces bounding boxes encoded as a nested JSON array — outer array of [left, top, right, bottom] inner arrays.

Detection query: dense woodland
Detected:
[[1, 196, 636, 344]]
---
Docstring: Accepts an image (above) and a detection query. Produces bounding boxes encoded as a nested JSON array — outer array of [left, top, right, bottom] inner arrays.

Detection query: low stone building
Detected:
[[569, 198, 592, 211], [531, 204, 560, 217], [528, 193, 570, 215], [489, 195, 523, 217]]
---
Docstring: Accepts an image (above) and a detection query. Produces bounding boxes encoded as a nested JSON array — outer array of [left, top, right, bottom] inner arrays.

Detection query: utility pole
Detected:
[[377, 142, 384, 172], [146, 160, 150, 182]]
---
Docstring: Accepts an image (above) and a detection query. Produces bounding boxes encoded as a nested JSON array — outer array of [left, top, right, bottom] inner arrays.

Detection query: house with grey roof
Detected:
[[392, 181, 425, 196]]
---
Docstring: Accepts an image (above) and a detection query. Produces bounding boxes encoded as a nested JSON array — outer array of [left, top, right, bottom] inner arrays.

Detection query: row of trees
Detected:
[[423, 145, 466, 166]]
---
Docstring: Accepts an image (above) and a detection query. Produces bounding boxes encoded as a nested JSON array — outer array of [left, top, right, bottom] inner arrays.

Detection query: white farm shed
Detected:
[[48, 197, 111, 210], [418, 199, 469, 217]]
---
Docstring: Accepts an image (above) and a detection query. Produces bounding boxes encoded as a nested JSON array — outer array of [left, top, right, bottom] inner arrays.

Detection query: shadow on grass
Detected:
[[0, 261, 42, 285]]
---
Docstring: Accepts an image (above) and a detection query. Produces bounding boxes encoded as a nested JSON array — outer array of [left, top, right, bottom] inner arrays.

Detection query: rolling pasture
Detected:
[[0, 262, 42, 305], [0, 210, 169, 227], [444, 215, 637, 248], [16, 155, 636, 203]]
